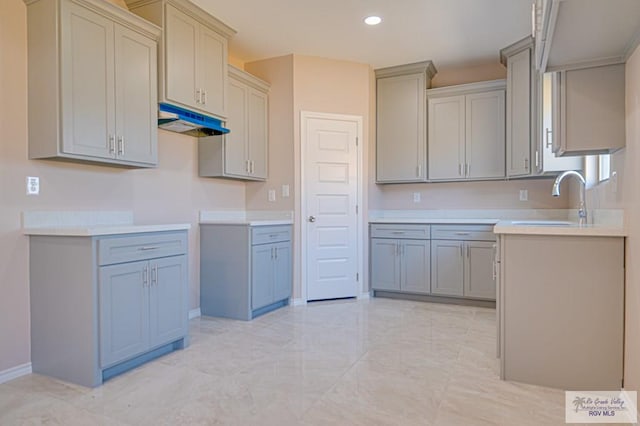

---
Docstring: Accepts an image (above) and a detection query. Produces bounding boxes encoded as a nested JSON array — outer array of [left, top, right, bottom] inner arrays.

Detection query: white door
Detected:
[[303, 113, 360, 301]]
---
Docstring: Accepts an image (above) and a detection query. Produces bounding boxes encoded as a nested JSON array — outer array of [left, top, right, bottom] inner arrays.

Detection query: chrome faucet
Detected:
[[552, 170, 587, 226]]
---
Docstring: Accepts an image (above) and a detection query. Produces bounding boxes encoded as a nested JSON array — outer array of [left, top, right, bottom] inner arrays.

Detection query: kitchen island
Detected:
[[494, 220, 626, 390]]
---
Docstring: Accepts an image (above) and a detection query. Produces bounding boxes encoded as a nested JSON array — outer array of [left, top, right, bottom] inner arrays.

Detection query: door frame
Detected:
[[299, 111, 364, 303]]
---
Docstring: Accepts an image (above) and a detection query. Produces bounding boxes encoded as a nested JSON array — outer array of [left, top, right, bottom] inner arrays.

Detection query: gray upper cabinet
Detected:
[[375, 61, 437, 183], [552, 64, 626, 156], [125, 0, 236, 121], [427, 81, 506, 181], [501, 36, 583, 175], [25, 0, 160, 167], [501, 38, 534, 177], [535, 0, 640, 72], [199, 66, 270, 180]]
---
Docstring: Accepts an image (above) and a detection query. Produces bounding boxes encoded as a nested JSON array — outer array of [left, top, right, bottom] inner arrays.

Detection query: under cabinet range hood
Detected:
[[158, 103, 230, 137]]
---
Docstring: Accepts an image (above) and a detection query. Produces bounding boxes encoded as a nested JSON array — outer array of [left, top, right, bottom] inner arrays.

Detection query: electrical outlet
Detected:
[[413, 192, 421, 203], [268, 189, 276, 202], [282, 184, 290, 198], [26, 176, 39, 195], [519, 189, 528, 201]]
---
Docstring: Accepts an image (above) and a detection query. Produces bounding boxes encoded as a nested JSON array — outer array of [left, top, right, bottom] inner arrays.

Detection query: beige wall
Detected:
[[0, 0, 245, 372], [622, 45, 640, 393], [246, 54, 372, 299], [431, 60, 506, 88], [245, 55, 295, 211]]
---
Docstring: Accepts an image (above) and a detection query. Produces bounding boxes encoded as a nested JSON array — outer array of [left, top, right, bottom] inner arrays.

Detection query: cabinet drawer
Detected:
[[251, 225, 291, 245], [370, 224, 430, 239], [431, 225, 495, 241], [98, 232, 188, 266]]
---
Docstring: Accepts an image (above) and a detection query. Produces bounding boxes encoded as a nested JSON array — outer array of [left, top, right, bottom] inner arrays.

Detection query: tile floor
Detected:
[[0, 298, 573, 425]]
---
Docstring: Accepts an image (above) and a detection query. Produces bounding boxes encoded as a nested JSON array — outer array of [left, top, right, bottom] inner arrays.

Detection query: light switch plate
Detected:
[[282, 184, 290, 198], [27, 176, 39, 195], [413, 192, 421, 203], [519, 189, 528, 201], [268, 189, 276, 202]]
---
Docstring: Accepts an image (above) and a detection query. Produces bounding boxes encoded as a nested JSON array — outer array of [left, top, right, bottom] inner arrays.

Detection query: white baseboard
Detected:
[[188, 308, 201, 320], [358, 292, 371, 300], [0, 363, 32, 384], [292, 298, 307, 306]]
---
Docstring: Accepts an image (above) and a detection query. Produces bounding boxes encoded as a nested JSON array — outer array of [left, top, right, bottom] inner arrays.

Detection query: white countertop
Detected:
[[493, 221, 626, 237], [23, 223, 191, 236], [199, 219, 293, 226], [199, 210, 293, 226], [370, 218, 499, 225]]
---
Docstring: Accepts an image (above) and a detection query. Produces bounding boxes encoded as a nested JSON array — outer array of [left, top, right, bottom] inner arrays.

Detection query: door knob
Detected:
[[308, 216, 316, 223]]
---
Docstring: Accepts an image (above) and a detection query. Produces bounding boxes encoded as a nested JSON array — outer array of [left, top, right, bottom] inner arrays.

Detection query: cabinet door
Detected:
[[252, 244, 275, 310], [464, 242, 496, 300], [224, 78, 249, 177], [273, 241, 292, 302], [506, 48, 532, 177], [99, 261, 149, 368], [149, 255, 188, 348], [428, 96, 465, 180], [114, 24, 158, 165], [376, 74, 426, 182], [198, 24, 227, 119], [165, 4, 198, 110], [370, 238, 400, 291], [60, 0, 115, 159], [247, 88, 268, 180], [430, 240, 464, 296], [466, 90, 506, 179], [400, 239, 430, 294]]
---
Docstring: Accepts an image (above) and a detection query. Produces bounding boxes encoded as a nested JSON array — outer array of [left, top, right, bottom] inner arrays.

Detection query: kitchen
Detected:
[[1, 0, 639, 423]]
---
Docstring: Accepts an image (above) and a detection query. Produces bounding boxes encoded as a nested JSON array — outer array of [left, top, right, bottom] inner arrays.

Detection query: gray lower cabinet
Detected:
[[431, 225, 496, 300], [29, 230, 189, 387], [370, 224, 431, 294], [200, 224, 292, 320]]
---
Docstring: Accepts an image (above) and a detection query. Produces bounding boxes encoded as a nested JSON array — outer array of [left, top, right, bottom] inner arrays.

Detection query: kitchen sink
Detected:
[[510, 220, 575, 226]]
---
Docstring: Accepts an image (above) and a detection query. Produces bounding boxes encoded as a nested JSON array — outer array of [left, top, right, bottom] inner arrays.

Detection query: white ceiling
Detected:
[[192, 0, 533, 69]]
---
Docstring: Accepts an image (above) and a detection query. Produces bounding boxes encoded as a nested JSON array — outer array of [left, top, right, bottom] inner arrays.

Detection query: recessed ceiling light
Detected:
[[364, 16, 382, 26]]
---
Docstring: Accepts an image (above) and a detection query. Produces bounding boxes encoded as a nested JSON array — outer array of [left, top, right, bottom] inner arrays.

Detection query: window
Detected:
[[598, 154, 611, 182]]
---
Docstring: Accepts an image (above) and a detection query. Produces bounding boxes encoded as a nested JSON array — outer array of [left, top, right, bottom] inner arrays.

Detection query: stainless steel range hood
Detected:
[[158, 103, 229, 137]]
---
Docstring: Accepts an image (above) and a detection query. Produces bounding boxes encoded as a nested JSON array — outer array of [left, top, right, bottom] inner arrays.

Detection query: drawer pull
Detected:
[[454, 232, 471, 235], [138, 246, 159, 251], [391, 231, 405, 234], [269, 234, 279, 238]]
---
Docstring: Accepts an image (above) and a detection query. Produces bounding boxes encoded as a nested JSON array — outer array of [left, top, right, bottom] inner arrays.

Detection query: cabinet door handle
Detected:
[[465, 163, 470, 176], [196, 89, 201, 104], [143, 266, 148, 287], [202, 89, 207, 105], [151, 264, 157, 286], [524, 157, 529, 170], [416, 164, 422, 177], [545, 128, 553, 148], [460, 245, 463, 257], [466, 245, 470, 258], [117, 136, 124, 156], [246, 160, 250, 173], [108, 135, 116, 154], [535, 150, 540, 168], [458, 164, 463, 176], [274, 247, 278, 260], [271, 247, 274, 259]]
